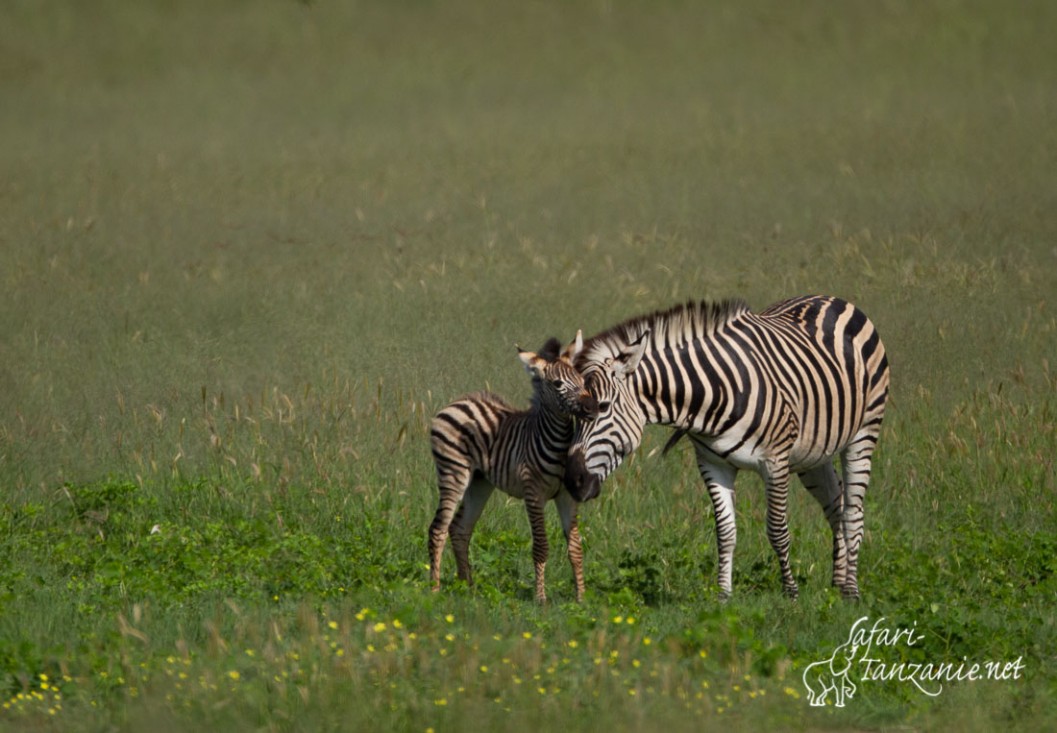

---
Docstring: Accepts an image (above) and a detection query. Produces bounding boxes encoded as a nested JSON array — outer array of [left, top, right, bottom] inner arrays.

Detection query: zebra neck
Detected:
[[529, 401, 574, 445], [633, 347, 725, 434]]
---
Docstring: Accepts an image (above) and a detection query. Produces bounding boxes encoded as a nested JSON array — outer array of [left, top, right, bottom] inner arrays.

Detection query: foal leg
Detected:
[[448, 478, 494, 587], [429, 464, 472, 591], [524, 482, 551, 604], [555, 489, 585, 602]]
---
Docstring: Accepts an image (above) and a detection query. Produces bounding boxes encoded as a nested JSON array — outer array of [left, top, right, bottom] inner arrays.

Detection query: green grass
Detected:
[[2, 0, 1056, 730]]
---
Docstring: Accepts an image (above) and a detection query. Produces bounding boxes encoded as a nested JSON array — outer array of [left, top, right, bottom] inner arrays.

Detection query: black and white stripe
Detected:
[[563, 295, 889, 600], [429, 334, 595, 603]]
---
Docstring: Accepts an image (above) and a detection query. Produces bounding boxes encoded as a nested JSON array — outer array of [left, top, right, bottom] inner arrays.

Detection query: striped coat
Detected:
[[563, 296, 889, 599], [429, 334, 595, 603]]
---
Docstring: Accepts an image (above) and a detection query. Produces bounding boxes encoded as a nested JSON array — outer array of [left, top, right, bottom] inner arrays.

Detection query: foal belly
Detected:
[[489, 462, 562, 501]]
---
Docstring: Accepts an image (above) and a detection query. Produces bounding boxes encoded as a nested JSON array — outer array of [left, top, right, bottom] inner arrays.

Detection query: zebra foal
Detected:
[[429, 333, 596, 603], [563, 295, 889, 600]]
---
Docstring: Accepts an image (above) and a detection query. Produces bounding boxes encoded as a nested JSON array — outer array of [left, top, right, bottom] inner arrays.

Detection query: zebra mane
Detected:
[[578, 299, 751, 365]]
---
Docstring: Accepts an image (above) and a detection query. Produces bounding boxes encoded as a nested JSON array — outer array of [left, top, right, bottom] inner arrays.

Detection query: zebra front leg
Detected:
[[448, 478, 494, 588], [762, 457, 798, 599], [555, 489, 585, 602], [524, 485, 551, 604], [698, 457, 738, 600], [840, 433, 879, 600], [798, 463, 848, 590], [429, 464, 474, 592]]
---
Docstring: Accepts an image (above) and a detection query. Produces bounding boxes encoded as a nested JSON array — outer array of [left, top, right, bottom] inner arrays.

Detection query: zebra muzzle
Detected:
[[563, 452, 601, 502], [574, 392, 599, 420]]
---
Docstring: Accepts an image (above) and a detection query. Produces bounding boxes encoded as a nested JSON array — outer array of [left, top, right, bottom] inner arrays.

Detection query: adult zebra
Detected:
[[563, 295, 889, 600]]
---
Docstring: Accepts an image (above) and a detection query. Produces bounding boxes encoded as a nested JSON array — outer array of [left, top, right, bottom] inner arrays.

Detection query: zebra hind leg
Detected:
[[798, 463, 848, 591], [429, 463, 473, 592], [448, 477, 495, 589], [840, 433, 880, 600]]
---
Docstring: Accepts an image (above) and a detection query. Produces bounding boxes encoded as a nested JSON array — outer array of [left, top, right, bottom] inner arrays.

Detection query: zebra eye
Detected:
[[551, 379, 563, 387], [598, 401, 612, 412]]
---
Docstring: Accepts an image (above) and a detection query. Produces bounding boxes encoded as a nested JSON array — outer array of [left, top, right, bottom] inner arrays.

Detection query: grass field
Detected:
[[2, 1, 1056, 730]]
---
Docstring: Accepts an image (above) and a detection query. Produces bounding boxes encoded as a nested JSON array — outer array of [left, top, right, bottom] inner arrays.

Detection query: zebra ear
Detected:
[[613, 329, 649, 377], [518, 346, 546, 377], [563, 329, 584, 361]]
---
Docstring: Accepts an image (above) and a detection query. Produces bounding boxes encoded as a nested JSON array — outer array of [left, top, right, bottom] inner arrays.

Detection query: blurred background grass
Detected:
[[3, 0, 1054, 492]]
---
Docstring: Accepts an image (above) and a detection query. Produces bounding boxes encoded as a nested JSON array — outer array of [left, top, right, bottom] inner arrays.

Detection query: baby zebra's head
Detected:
[[517, 331, 598, 419]]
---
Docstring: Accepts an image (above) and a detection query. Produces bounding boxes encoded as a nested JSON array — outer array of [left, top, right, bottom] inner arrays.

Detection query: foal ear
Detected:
[[563, 329, 584, 361], [613, 329, 649, 377], [517, 345, 546, 378]]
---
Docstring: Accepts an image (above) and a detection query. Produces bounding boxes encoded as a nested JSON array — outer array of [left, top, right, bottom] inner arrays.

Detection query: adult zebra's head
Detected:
[[517, 330, 598, 420], [563, 330, 650, 502]]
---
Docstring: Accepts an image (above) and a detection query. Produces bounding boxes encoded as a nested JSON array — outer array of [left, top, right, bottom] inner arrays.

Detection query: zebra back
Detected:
[[430, 390, 516, 485]]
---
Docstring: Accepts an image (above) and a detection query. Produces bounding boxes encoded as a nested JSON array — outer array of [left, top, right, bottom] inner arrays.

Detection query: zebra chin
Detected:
[[563, 452, 602, 503]]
